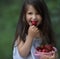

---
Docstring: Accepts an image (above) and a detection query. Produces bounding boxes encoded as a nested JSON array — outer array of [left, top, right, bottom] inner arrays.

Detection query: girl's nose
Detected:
[[32, 15, 36, 20]]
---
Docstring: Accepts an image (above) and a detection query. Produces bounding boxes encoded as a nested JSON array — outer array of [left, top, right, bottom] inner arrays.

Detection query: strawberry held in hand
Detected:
[[31, 21, 38, 26]]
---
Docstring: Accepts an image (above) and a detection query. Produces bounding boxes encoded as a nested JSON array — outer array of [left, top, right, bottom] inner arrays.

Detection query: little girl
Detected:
[[13, 0, 58, 59]]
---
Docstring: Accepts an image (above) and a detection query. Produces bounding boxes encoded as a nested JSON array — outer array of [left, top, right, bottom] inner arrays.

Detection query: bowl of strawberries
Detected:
[[34, 44, 57, 59]]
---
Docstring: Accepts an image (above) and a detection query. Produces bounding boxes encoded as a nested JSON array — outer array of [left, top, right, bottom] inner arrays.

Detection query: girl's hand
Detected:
[[40, 51, 58, 59], [28, 25, 39, 38]]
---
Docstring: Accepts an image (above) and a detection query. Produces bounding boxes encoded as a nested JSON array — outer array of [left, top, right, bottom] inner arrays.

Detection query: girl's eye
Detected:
[[28, 12, 32, 15]]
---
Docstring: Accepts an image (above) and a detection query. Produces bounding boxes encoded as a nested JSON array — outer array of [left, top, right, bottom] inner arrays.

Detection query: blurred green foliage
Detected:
[[0, 0, 60, 59]]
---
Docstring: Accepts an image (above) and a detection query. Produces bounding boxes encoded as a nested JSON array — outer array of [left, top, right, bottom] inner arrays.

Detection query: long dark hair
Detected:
[[13, 0, 56, 46]]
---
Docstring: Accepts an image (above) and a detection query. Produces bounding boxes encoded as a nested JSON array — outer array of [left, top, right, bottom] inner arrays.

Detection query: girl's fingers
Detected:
[[49, 51, 56, 59], [50, 51, 56, 56], [39, 51, 56, 59], [40, 54, 49, 59], [30, 25, 38, 30]]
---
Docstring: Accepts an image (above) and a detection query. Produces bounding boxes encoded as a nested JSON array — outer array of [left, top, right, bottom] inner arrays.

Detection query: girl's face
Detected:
[[25, 5, 42, 26]]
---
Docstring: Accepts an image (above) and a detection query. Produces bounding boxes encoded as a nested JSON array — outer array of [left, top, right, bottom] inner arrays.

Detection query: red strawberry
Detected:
[[31, 21, 37, 26], [44, 44, 53, 51], [42, 49, 49, 52], [39, 49, 41, 52], [36, 47, 40, 51]]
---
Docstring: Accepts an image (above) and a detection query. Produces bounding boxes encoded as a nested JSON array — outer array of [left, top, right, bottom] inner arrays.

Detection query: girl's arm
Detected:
[[17, 26, 40, 57], [17, 35, 33, 57]]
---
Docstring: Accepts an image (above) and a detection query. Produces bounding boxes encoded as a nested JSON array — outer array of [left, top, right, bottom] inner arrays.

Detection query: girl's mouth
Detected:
[[31, 21, 38, 26]]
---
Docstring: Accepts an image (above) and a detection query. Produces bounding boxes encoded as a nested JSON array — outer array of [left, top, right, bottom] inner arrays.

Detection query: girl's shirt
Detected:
[[13, 37, 42, 59]]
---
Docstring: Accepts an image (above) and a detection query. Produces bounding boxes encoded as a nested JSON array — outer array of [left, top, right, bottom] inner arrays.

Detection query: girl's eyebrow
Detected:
[[27, 11, 32, 12], [27, 10, 33, 13]]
